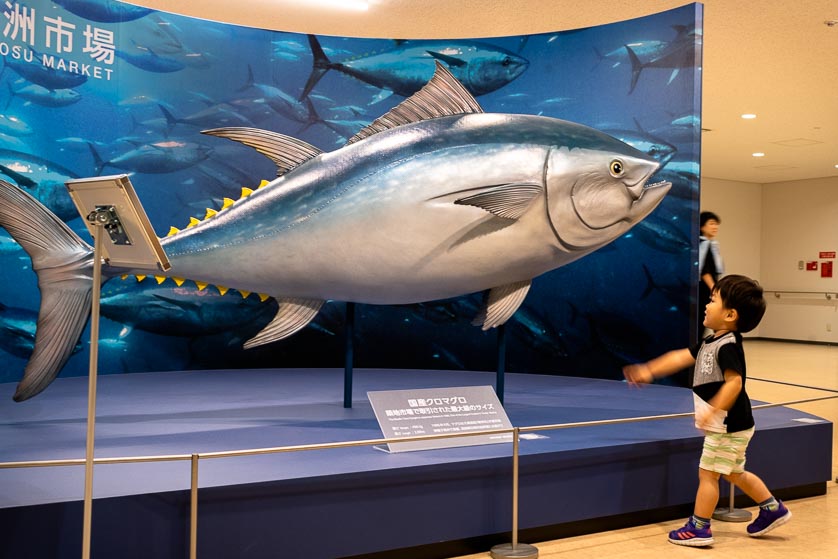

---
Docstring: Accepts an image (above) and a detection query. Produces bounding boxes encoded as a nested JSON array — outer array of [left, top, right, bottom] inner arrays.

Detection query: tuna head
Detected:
[[457, 47, 529, 95], [544, 129, 671, 252]]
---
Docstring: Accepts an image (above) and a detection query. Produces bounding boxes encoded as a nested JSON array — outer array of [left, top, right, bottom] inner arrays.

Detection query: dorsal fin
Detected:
[[346, 61, 484, 145], [201, 127, 323, 177]]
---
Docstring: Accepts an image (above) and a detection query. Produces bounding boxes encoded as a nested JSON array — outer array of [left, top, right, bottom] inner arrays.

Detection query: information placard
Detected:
[[368, 385, 513, 453]]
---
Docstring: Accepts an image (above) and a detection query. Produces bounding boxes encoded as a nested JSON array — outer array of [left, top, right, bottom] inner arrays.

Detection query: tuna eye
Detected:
[[609, 159, 624, 177]]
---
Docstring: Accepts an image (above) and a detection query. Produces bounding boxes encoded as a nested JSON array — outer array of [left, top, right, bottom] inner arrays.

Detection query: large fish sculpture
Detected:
[[0, 63, 670, 402]]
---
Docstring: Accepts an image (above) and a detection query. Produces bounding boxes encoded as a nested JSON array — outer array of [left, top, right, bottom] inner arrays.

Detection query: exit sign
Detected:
[[820, 252, 836, 259]]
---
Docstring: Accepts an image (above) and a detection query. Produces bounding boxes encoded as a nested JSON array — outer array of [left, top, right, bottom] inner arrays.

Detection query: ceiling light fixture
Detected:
[[752, 152, 765, 157], [741, 114, 757, 119]]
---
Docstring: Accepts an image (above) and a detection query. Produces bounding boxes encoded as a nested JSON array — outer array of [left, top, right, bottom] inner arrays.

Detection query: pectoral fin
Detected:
[[667, 68, 680, 85], [472, 280, 531, 330], [455, 183, 542, 219], [243, 297, 324, 349]]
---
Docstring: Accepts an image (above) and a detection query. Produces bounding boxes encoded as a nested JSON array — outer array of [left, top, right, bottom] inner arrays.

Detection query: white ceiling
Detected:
[[132, 0, 838, 185]]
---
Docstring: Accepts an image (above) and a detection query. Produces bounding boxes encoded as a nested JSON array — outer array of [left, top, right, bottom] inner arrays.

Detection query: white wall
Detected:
[[702, 176, 838, 343], [700, 177, 762, 282]]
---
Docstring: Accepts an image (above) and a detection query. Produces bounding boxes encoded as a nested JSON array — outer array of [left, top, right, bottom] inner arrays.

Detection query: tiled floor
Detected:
[[451, 340, 838, 559]]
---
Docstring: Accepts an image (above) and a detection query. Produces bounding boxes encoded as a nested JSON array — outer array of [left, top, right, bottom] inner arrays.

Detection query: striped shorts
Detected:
[[699, 427, 755, 475]]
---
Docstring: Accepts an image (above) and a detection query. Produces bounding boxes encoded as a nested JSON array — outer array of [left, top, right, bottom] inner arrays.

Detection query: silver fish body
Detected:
[[161, 113, 668, 304]]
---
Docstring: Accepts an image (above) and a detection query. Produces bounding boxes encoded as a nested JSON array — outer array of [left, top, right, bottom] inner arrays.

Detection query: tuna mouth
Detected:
[[630, 179, 672, 211], [626, 177, 671, 202], [644, 179, 670, 190], [636, 179, 671, 199]]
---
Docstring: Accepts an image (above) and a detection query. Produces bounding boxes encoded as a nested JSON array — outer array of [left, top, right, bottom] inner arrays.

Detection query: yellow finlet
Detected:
[[217, 285, 229, 296], [187, 217, 200, 228], [173, 277, 185, 287], [258, 179, 270, 189], [195, 281, 208, 291], [204, 208, 218, 219], [239, 290, 251, 299], [167, 226, 180, 237], [155, 276, 166, 285], [240, 187, 254, 198], [136, 275, 147, 282], [120, 274, 128, 280], [258, 293, 270, 302], [222, 197, 235, 209]]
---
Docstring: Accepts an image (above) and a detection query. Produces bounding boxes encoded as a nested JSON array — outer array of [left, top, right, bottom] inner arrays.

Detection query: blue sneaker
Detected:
[[747, 500, 792, 536], [668, 518, 714, 546]]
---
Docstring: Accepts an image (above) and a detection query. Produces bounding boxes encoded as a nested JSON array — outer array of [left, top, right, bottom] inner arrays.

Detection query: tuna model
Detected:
[[0, 63, 670, 401]]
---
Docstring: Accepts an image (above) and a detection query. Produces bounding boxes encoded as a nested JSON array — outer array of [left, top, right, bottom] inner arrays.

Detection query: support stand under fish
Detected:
[[341, 308, 509, 408]]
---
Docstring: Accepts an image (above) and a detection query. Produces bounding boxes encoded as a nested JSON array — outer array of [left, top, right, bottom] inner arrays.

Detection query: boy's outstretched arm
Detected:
[[623, 349, 695, 386]]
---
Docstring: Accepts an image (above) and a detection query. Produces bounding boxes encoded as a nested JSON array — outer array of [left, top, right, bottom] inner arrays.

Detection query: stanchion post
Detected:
[[490, 427, 538, 559], [190, 454, 199, 559], [712, 478, 752, 522], [65, 175, 171, 559], [81, 224, 104, 559]]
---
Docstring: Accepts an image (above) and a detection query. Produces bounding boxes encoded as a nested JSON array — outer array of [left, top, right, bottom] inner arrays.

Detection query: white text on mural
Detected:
[[2, 2, 114, 81]]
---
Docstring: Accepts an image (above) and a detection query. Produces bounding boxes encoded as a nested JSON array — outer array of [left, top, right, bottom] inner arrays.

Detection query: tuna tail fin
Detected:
[[157, 104, 179, 135], [625, 45, 644, 95], [87, 141, 106, 176], [640, 264, 656, 300], [295, 96, 319, 136], [0, 179, 94, 401], [299, 34, 332, 101]]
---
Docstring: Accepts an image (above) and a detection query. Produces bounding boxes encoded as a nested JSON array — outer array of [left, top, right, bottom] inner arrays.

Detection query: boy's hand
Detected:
[[622, 363, 653, 386]]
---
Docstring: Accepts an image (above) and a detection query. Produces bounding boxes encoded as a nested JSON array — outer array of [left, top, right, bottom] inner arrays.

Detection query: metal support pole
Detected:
[[81, 225, 104, 559], [190, 454, 199, 559], [491, 427, 538, 558], [343, 302, 355, 408], [496, 324, 506, 405], [712, 478, 752, 522]]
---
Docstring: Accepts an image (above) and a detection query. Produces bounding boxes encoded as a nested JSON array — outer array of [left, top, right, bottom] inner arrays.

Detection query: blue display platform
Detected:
[[0, 368, 832, 558]]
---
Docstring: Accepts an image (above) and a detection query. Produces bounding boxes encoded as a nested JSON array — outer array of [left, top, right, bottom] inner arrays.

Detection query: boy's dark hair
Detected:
[[700, 211, 720, 227], [714, 274, 766, 333]]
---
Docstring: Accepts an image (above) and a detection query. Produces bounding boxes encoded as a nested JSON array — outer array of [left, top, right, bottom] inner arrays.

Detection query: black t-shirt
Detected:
[[689, 331, 754, 433]]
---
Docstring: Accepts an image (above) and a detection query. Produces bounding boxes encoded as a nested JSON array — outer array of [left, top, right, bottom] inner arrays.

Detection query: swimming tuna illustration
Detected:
[[301, 35, 529, 100], [0, 63, 670, 401]]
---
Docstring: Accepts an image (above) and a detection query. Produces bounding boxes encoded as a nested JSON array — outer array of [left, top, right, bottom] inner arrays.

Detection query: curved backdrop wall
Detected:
[[0, 0, 701, 394]]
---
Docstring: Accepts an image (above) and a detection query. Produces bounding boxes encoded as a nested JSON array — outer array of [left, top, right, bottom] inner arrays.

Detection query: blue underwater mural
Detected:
[[0, 0, 702, 397]]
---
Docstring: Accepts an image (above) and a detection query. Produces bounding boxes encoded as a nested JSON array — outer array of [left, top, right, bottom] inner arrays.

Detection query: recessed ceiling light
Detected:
[[741, 114, 757, 119], [752, 152, 765, 157]]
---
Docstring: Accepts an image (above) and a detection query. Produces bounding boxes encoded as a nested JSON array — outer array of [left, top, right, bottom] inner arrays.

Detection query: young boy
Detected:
[[623, 274, 791, 547]]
